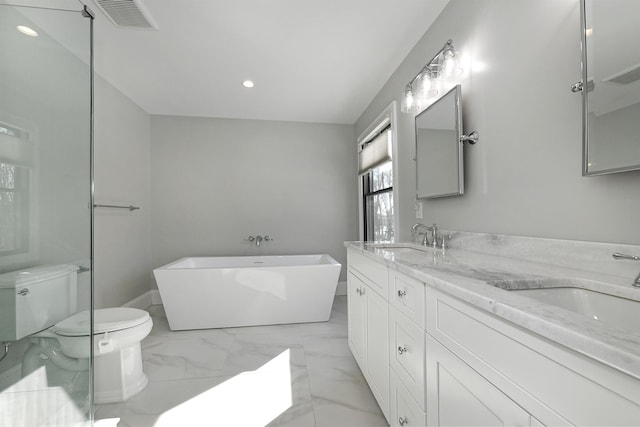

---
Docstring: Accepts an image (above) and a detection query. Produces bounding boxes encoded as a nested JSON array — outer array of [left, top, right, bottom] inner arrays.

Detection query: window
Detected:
[[363, 160, 394, 242], [357, 102, 398, 243], [0, 122, 31, 256], [0, 162, 29, 254]]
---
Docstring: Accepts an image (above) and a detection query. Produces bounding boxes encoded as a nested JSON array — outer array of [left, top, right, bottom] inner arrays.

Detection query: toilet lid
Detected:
[[55, 308, 150, 337]]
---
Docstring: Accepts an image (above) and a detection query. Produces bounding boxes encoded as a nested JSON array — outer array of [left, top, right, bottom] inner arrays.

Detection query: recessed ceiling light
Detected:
[[242, 80, 255, 88], [16, 25, 38, 37]]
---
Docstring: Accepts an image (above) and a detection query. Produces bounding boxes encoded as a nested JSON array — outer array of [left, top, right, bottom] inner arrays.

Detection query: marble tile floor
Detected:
[[94, 296, 388, 427]]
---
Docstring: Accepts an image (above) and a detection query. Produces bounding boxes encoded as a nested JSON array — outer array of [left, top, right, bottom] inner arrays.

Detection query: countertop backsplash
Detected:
[[432, 230, 640, 282]]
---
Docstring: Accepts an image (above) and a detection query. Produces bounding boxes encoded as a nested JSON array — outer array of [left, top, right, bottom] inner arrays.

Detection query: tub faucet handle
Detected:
[[264, 235, 273, 241]]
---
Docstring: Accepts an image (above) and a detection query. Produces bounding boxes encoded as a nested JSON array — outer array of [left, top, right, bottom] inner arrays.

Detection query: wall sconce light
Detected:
[[401, 39, 463, 114]]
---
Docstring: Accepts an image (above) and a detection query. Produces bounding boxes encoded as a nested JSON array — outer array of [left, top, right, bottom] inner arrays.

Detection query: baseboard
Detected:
[[150, 289, 162, 305], [335, 280, 347, 296], [123, 289, 163, 309], [122, 292, 151, 309]]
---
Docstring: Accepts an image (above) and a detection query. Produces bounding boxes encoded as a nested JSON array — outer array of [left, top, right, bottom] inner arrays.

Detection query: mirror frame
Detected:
[[579, 0, 640, 176], [415, 84, 464, 199]]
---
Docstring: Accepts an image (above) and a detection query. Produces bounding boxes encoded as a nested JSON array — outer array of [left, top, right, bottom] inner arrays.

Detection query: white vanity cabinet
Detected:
[[347, 249, 390, 422], [425, 286, 640, 426], [347, 245, 640, 427]]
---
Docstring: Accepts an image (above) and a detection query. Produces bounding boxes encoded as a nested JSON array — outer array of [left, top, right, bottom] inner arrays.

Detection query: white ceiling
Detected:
[[90, 0, 449, 124]]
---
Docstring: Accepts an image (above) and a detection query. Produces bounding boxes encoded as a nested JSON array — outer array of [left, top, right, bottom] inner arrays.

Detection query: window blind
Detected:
[[358, 127, 392, 175]]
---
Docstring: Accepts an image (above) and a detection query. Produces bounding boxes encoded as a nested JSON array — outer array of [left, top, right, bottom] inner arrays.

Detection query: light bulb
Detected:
[[401, 84, 415, 113], [405, 91, 414, 110], [416, 67, 439, 101], [443, 56, 455, 76], [420, 68, 432, 94]]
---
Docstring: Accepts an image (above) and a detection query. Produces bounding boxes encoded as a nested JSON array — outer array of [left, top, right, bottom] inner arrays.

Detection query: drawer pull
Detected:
[[399, 417, 408, 426], [397, 289, 407, 298], [17, 288, 30, 296], [398, 345, 408, 355]]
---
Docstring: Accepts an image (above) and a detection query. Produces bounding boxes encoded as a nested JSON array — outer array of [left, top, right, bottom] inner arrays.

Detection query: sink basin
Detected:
[[512, 287, 640, 330]]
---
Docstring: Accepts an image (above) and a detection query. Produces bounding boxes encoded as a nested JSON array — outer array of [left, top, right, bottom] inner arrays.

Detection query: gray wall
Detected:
[[356, 0, 640, 245], [150, 116, 357, 283], [93, 75, 152, 308]]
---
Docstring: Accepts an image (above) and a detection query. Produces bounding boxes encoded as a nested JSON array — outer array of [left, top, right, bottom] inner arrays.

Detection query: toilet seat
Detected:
[[55, 308, 150, 337]]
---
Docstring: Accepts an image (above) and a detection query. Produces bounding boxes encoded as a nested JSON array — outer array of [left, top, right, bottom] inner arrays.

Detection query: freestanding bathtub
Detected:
[[153, 255, 342, 330]]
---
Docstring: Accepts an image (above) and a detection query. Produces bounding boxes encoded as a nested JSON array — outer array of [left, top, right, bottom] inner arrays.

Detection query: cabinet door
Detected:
[[348, 272, 366, 370], [426, 333, 533, 427], [366, 286, 390, 420]]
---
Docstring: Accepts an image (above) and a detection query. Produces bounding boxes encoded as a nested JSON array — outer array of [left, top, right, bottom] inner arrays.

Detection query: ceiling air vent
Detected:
[[604, 63, 640, 85], [94, 0, 158, 30]]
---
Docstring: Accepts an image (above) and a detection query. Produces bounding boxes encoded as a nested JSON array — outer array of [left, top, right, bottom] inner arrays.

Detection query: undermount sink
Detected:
[[511, 287, 640, 331]]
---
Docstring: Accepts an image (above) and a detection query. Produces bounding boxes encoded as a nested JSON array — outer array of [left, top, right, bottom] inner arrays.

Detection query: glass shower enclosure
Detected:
[[0, 2, 94, 425]]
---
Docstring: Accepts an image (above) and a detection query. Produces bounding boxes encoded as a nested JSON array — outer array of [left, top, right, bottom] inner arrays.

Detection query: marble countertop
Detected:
[[345, 241, 640, 379]]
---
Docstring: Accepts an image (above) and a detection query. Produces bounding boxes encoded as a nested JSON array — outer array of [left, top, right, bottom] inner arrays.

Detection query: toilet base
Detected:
[[94, 342, 148, 404]]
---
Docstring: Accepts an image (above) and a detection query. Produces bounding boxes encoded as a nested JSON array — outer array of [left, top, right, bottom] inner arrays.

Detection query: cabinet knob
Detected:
[[398, 345, 408, 355], [17, 288, 30, 296], [399, 416, 408, 426], [397, 289, 407, 298]]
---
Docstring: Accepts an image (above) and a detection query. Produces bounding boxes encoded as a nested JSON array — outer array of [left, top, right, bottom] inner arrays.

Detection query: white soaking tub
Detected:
[[153, 255, 342, 330]]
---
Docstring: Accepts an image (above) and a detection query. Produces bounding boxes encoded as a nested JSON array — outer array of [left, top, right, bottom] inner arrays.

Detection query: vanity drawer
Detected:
[[348, 249, 388, 297], [389, 270, 425, 327], [389, 306, 426, 409], [390, 369, 426, 427]]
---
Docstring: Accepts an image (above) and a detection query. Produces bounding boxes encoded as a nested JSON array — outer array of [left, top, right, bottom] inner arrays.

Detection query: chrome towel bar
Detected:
[[94, 204, 140, 211]]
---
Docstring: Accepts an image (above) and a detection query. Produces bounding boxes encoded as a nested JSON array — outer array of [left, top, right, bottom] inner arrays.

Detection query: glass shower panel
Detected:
[[0, 4, 93, 426]]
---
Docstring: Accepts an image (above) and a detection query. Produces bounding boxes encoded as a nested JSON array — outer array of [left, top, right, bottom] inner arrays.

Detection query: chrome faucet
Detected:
[[612, 253, 640, 288], [411, 223, 439, 248]]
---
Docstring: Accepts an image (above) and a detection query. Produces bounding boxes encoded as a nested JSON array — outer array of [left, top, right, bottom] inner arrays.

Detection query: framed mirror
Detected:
[[579, 0, 640, 175], [415, 84, 463, 198]]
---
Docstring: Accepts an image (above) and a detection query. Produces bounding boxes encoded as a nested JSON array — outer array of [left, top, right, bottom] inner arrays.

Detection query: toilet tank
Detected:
[[0, 265, 79, 341]]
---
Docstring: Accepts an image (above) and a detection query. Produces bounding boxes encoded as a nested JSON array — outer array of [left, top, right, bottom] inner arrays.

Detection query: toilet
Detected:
[[0, 264, 153, 404]]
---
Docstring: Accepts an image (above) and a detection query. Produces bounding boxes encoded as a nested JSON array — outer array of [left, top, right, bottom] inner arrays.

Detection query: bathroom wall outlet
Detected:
[[415, 201, 423, 219]]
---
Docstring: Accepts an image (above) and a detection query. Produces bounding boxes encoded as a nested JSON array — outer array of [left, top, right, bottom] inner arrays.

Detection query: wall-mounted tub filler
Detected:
[[245, 235, 274, 246], [612, 253, 640, 288]]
